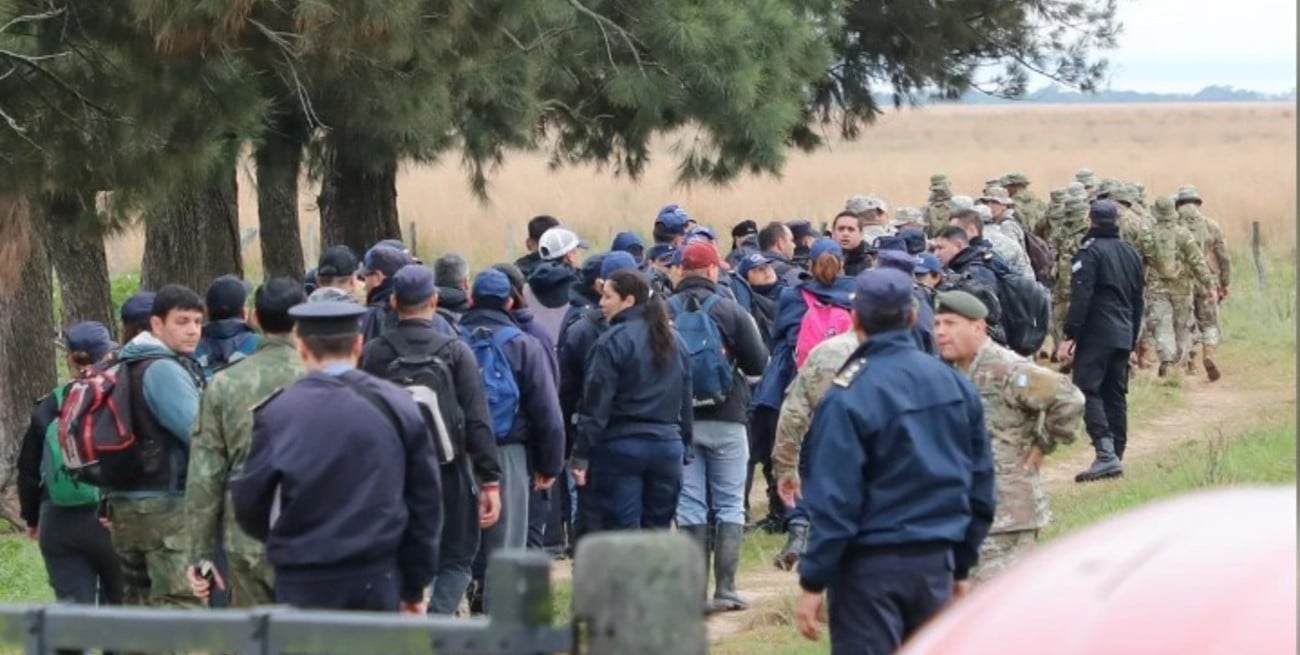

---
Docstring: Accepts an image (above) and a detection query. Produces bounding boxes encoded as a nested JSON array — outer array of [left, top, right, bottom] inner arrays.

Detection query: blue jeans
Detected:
[[676, 420, 749, 526], [588, 437, 684, 531]]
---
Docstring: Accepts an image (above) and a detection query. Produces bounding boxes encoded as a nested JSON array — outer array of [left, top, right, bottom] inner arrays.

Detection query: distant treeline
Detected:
[[936, 84, 1297, 105]]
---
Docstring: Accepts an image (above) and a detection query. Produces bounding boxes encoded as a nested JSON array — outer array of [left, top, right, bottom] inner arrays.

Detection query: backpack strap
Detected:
[[340, 374, 407, 446], [491, 325, 523, 349]]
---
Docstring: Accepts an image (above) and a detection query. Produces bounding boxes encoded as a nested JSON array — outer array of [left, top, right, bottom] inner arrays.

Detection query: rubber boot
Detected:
[[1075, 437, 1124, 483], [1204, 344, 1221, 382], [1157, 361, 1171, 378], [680, 524, 712, 602], [707, 524, 749, 614], [773, 520, 809, 571]]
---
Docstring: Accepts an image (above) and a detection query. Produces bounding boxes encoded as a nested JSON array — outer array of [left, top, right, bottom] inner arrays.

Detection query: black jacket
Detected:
[[573, 306, 694, 463], [1065, 225, 1145, 350], [17, 392, 60, 527], [669, 277, 770, 424], [843, 242, 873, 277], [233, 368, 442, 604], [361, 319, 503, 486], [946, 245, 999, 292]]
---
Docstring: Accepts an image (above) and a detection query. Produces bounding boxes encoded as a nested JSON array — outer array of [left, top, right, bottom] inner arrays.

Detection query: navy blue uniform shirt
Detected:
[[797, 329, 995, 592]]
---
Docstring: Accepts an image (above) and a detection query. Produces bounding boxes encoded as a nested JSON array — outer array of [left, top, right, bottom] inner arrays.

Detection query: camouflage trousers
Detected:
[[1144, 292, 1195, 364], [1050, 297, 1070, 346], [226, 550, 275, 608], [1192, 289, 1221, 346], [972, 529, 1039, 583], [108, 496, 201, 608]]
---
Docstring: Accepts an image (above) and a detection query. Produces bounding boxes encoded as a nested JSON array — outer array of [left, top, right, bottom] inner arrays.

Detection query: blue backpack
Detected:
[[461, 325, 523, 439], [668, 294, 733, 408]]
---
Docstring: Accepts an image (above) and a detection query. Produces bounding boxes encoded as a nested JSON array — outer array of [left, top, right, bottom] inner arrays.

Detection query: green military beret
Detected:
[[935, 290, 989, 321]]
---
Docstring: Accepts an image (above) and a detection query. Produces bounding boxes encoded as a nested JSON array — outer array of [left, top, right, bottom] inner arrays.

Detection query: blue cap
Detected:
[[611, 232, 645, 255], [670, 248, 685, 268], [64, 322, 115, 362], [648, 244, 678, 264], [205, 274, 250, 319], [686, 226, 717, 243], [1090, 199, 1120, 225], [876, 250, 916, 274], [852, 268, 915, 321], [580, 253, 607, 288], [655, 204, 690, 234], [391, 265, 439, 306], [120, 291, 156, 328], [288, 300, 367, 336], [472, 269, 513, 301], [899, 228, 927, 255], [873, 235, 907, 253], [600, 251, 639, 279], [810, 237, 843, 261], [914, 252, 942, 275], [788, 219, 816, 242], [738, 253, 776, 277], [361, 245, 413, 278]]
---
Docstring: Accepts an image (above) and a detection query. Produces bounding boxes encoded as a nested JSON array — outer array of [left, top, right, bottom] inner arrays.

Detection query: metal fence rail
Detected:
[[0, 533, 708, 655]]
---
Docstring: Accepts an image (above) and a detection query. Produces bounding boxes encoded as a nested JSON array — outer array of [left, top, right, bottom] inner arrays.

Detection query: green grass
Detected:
[[0, 537, 51, 604], [1043, 420, 1297, 540]]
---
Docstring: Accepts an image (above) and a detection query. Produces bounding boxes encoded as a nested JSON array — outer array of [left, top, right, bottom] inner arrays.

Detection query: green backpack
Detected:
[[41, 386, 101, 507]]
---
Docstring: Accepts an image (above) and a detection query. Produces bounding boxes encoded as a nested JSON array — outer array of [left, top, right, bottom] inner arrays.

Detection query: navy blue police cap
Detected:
[[288, 300, 366, 337]]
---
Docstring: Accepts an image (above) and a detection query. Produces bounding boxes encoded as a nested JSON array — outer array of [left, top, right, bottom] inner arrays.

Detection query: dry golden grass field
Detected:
[[105, 102, 1297, 275]]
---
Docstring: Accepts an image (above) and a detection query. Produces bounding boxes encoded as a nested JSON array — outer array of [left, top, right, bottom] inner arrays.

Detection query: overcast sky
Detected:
[[1107, 0, 1296, 92]]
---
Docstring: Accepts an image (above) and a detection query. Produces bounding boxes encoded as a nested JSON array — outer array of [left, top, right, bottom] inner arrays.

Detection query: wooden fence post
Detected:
[[572, 532, 707, 655], [1251, 220, 1265, 294]]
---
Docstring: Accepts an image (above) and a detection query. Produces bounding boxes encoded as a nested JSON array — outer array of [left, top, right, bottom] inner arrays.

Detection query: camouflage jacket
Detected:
[[962, 341, 1084, 533], [1179, 206, 1231, 288], [924, 199, 953, 236], [184, 334, 305, 560], [1011, 190, 1047, 237], [1050, 219, 1088, 297], [1135, 220, 1214, 295], [1119, 207, 1152, 246], [771, 332, 859, 482]]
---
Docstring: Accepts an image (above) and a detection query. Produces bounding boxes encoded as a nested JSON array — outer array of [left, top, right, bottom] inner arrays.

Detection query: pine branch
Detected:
[[0, 7, 64, 37], [566, 0, 644, 71]]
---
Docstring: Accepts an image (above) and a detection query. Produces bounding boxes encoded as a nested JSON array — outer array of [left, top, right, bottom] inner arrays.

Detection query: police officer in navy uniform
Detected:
[[232, 301, 443, 614], [794, 268, 996, 655]]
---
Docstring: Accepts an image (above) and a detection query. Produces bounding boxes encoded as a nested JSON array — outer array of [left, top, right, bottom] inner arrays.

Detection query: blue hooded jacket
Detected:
[[753, 275, 857, 410], [194, 318, 261, 380]]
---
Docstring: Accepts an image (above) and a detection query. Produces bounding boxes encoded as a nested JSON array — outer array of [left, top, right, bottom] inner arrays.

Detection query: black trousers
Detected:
[[38, 502, 124, 606], [744, 406, 783, 523], [1071, 345, 1131, 459], [827, 545, 954, 655], [276, 564, 399, 612]]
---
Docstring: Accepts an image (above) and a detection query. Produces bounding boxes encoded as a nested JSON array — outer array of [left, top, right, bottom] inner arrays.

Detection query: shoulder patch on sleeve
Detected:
[[1071, 260, 1083, 273], [833, 357, 867, 388]]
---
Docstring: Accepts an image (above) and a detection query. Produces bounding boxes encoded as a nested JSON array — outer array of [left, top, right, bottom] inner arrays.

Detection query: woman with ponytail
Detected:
[[571, 269, 693, 531], [748, 237, 856, 543]]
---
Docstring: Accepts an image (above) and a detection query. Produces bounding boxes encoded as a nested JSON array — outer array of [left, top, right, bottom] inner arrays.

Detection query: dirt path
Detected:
[[706, 366, 1294, 642]]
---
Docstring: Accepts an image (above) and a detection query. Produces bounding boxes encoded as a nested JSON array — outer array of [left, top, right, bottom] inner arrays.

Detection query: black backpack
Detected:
[[983, 254, 1051, 356], [1023, 232, 1057, 286], [377, 331, 465, 464], [936, 271, 1007, 346]]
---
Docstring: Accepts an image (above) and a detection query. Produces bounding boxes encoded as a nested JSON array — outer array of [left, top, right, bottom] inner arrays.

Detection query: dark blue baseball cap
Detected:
[[686, 226, 717, 243], [205, 274, 251, 319], [738, 253, 776, 277], [600, 251, 639, 279], [788, 219, 816, 243], [611, 232, 645, 256], [1090, 199, 1120, 225], [472, 269, 513, 301], [852, 268, 915, 321], [361, 245, 413, 278], [876, 250, 916, 274], [810, 237, 843, 261], [120, 291, 156, 329], [899, 228, 927, 255], [914, 252, 942, 275], [648, 244, 678, 264], [873, 235, 908, 253], [64, 321, 116, 362], [580, 253, 607, 288], [655, 204, 690, 235], [391, 265, 439, 306]]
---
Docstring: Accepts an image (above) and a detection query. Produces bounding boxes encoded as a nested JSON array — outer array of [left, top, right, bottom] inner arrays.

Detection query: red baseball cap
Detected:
[[680, 242, 722, 270]]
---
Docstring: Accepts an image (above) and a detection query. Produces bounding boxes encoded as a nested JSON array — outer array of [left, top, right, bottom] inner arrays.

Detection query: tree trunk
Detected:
[[141, 166, 242, 294], [318, 150, 401, 257], [0, 194, 56, 517], [255, 114, 307, 282], [44, 189, 114, 329]]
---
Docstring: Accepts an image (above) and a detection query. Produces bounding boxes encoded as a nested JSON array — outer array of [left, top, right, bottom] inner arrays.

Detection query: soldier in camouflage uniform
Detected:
[[1134, 197, 1215, 378], [1176, 185, 1231, 382], [1002, 172, 1047, 239], [924, 174, 955, 237], [184, 279, 306, 607], [933, 290, 1084, 582], [1112, 186, 1157, 368], [1038, 187, 1068, 242], [770, 332, 859, 571], [1075, 169, 1097, 199], [1049, 197, 1090, 355]]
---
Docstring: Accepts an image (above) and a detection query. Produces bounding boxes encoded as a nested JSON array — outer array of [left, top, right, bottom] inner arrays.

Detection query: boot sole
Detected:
[[706, 599, 750, 615], [1206, 364, 1221, 382], [1074, 469, 1124, 483]]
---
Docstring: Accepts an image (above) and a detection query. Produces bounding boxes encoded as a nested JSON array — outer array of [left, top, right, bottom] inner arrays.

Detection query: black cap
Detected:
[[788, 219, 816, 243], [1089, 199, 1120, 225], [288, 301, 366, 337], [731, 219, 758, 239], [205, 275, 251, 319], [317, 246, 359, 278]]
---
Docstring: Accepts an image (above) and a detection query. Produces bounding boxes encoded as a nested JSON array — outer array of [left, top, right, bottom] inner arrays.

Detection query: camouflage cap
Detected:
[[1064, 197, 1089, 214], [894, 206, 924, 224], [1111, 186, 1137, 205], [845, 195, 887, 215], [950, 195, 975, 210], [1152, 195, 1177, 221], [1002, 172, 1031, 186], [1096, 178, 1124, 197], [1049, 187, 1067, 202], [1075, 168, 1096, 186], [1175, 185, 1203, 205], [974, 204, 994, 223], [981, 186, 1014, 206], [929, 174, 952, 192], [985, 177, 1003, 189], [1067, 182, 1087, 199]]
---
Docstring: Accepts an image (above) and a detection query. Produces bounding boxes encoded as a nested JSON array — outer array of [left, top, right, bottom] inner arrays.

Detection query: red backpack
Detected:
[[57, 356, 161, 489]]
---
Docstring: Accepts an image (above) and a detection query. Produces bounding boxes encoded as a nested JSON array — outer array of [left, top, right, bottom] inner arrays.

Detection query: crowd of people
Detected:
[[14, 168, 1232, 653]]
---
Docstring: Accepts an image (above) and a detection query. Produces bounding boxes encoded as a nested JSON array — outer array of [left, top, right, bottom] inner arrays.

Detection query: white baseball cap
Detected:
[[538, 228, 590, 261]]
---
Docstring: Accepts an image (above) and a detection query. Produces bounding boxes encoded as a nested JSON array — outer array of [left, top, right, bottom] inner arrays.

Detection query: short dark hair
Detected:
[[150, 284, 204, 320], [832, 211, 861, 229], [860, 306, 912, 335], [949, 209, 983, 236], [255, 277, 305, 334], [300, 333, 358, 360], [527, 215, 561, 242], [936, 225, 970, 245], [757, 221, 790, 252]]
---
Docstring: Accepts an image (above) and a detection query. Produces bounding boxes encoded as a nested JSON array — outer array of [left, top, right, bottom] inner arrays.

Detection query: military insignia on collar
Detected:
[[833, 358, 867, 388]]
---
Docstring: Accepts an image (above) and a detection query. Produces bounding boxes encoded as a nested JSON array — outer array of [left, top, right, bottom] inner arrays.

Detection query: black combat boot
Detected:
[[708, 523, 749, 614], [773, 520, 809, 571], [1075, 437, 1124, 482]]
